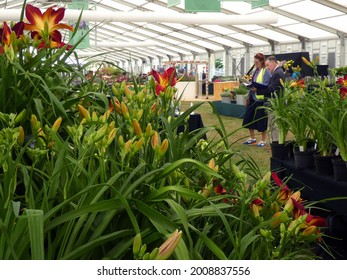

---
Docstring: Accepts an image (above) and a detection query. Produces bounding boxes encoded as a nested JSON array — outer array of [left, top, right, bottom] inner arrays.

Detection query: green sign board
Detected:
[[185, 0, 221, 12], [218, 0, 268, 5], [168, 0, 181, 7], [251, 0, 269, 9], [68, 0, 90, 49]]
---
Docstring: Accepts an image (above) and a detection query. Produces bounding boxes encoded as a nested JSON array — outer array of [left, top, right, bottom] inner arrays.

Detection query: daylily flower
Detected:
[[251, 198, 264, 217], [336, 75, 347, 87], [0, 21, 24, 54], [289, 79, 305, 88], [213, 184, 229, 203], [339, 87, 347, 99], [336, 75, 347, 99], [306, 214, 327, 227], [24, 4, 73, 48], [148, 67, 179, 95], [290, 196, 327, 229], [283, 191, 302, 213], [271, 172, 291, 204], [214, 184, 226, 195]]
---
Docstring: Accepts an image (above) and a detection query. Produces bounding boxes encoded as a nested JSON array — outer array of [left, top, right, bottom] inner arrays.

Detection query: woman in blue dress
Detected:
[[242, 53, 272, 147]]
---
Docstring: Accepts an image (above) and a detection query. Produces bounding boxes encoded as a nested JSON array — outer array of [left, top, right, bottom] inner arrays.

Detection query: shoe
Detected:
[[256, 141, 266, 147], [243, 138, 257, 145]]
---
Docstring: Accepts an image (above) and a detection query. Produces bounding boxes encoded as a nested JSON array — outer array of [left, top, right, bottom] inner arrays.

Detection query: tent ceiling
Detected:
[[0, 0, 346, 63]]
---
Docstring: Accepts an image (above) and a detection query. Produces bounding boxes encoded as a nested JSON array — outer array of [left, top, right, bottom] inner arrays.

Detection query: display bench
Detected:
[[213, 81, 239, 101], [271, 157, 347, 215], [271, 157, 347, 259], [213, 101, 245, 119]]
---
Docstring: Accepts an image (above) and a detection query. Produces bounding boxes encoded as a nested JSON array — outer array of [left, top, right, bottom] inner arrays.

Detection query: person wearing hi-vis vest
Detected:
[[251, 56, 285, 143], [242, 53, 271, 147]]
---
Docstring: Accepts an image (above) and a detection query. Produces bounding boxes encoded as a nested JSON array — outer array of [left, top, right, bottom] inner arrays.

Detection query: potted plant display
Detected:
[[309, 78, 347, 180], [234, 84, 248, 105], [266, 89, 292, 160], [220, 87, 234, 103]]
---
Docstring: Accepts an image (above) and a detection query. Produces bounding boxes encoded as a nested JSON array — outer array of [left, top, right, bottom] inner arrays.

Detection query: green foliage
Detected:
[[234, 84, 248, 95], [0, 83, 329, 260]]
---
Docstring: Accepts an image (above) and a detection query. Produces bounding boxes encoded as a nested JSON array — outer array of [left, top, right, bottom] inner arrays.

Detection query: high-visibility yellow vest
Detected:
[[255, 68, 265, 100]]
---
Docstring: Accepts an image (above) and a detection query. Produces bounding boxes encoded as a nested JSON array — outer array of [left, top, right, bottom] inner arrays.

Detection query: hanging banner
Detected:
[[251, 0, 269, 9], [168, 0, 181, 7], [185, 0, 221, 13], [68, 0, 90, 49], [218, 0, 265, 4]]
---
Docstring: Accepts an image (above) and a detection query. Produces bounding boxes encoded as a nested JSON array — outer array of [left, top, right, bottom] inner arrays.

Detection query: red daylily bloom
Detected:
[[271, 172, 291, 203], [339, 87, 347, 99], [213, 184, 230, 203], [214, 184, 226, 194], [289, 79, 305, 88], [335, 75, 347, 99], [149, 67, 179, 95], [292, 197, 306, 219], [37, 39, 72, 50], [306, 215, 327, 227], [0, 21, 24, 54], [336, 74, 347, 87], [24, 4, 73, 47], [283, 191, 302, 213], [251, 198, 264, 214]]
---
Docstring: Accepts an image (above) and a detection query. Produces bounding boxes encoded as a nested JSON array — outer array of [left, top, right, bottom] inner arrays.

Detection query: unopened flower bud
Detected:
[[14, 109, 26, 124], [52, 117, 62, 132], [106, 128, 117, 146], [133, 137, 144, 153], [149, 247, 159, 260], [302, 56, 312, 67], [92, 111, 98, 122], [78, 105, 90, 120], [151, 132, 159, 149], [93, 125, 108, 142], [138, 244, 147, 258], [231, 164, 244, 180], [160, 139, 169, 155], [121, 102, 130, 119], [150, 103, 157, 113], [132, 119, 143, 137], [17, 126, 25, 146], [302, 225, 318, 237], [136, 109, 143, 120], [133, 233, 142, 256], [145, 123, 153, 137], [125, 139, 132, 154], [156, 229, 182, 260]]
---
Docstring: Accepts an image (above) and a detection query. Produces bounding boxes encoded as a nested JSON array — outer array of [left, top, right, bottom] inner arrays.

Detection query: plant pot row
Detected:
[[270, 141, 347, 182]]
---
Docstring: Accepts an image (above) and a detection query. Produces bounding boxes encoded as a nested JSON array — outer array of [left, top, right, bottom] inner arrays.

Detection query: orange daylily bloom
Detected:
[[289, 79, 305, 88], [148, 67, 180, 95], [24, 4, 73, 47]]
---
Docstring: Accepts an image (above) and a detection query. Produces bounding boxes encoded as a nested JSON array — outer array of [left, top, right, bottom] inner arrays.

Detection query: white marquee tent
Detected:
[[0, 0, 347, 76]]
